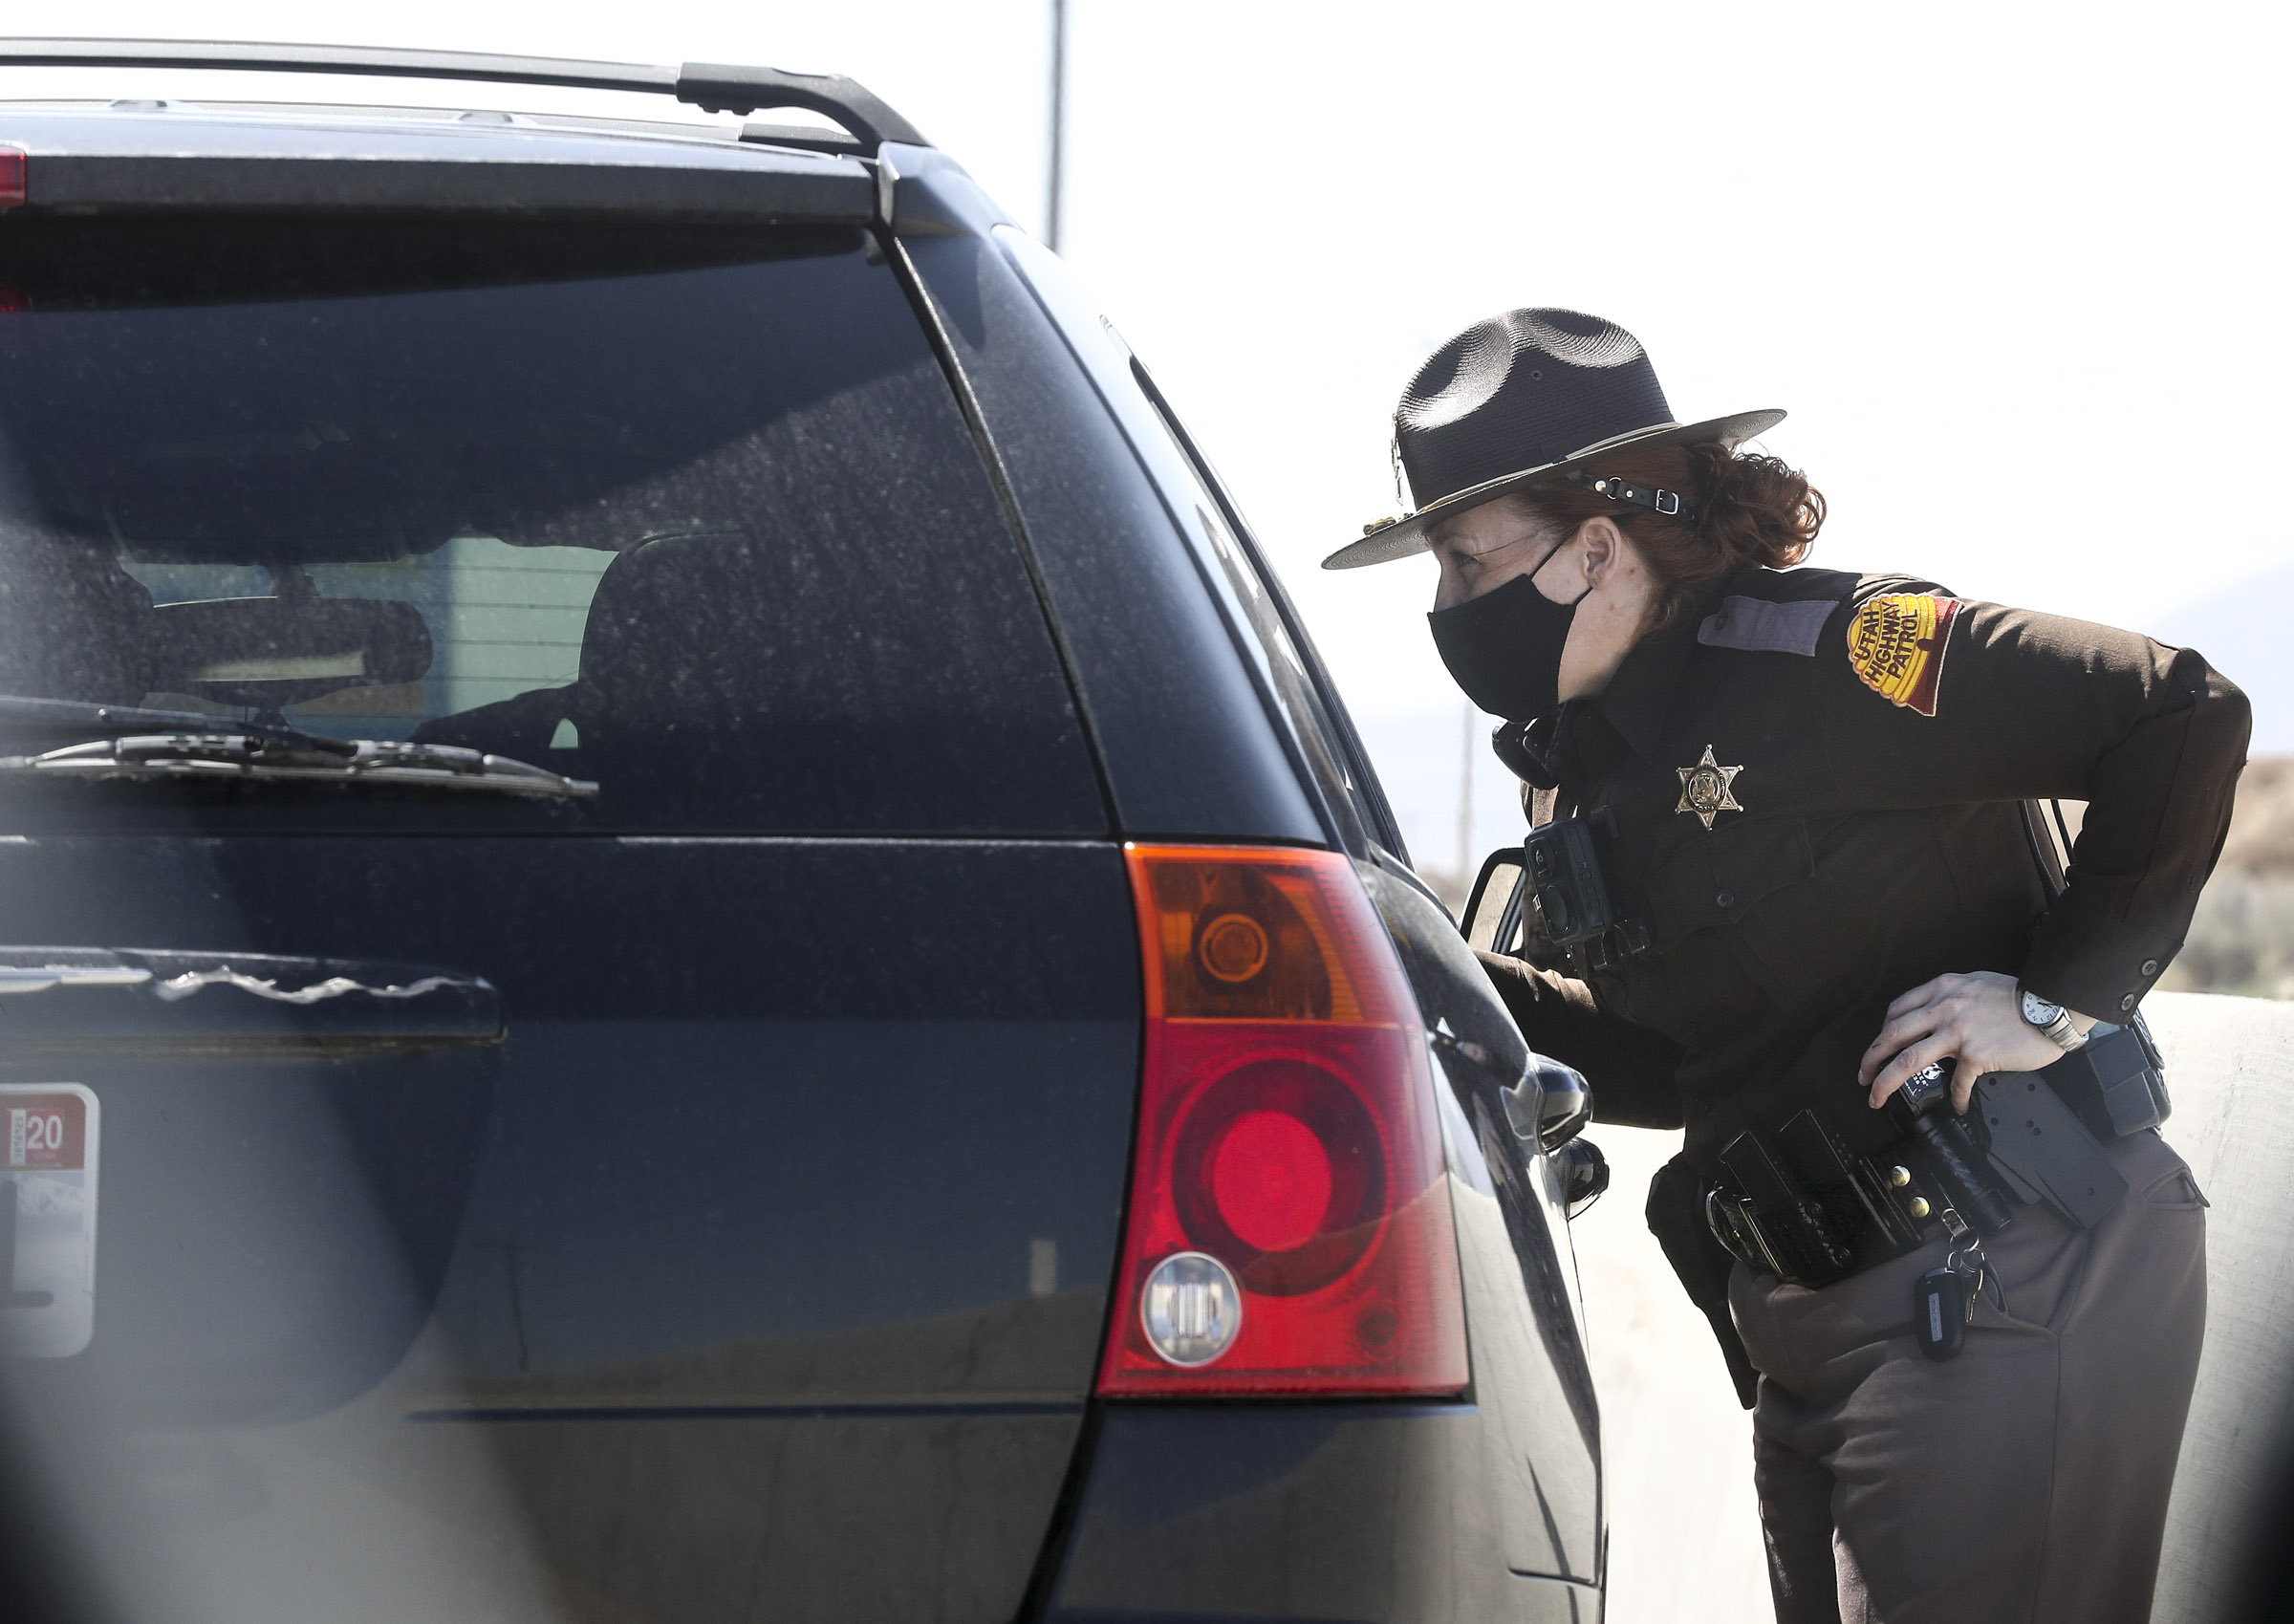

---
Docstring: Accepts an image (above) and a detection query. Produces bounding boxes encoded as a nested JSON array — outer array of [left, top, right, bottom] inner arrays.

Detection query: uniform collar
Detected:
[[1584, 570, 1739, 763]]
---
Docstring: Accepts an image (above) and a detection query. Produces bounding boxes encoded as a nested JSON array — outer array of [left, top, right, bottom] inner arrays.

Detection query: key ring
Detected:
[[1946, 1242, 2003, 1315]]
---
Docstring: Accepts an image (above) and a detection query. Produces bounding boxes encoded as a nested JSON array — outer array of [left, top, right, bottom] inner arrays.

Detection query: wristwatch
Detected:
[[2018, 985, 2088, 1054]]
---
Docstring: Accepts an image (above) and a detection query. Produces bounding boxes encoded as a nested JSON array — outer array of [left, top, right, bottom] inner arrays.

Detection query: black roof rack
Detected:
[[0, 37, 928, 149]]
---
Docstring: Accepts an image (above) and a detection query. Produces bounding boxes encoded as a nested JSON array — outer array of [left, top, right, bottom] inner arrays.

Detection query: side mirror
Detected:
[[150, 595, 433, 707], [1461, 846, 1526, 955], [1556, 1138, 1610, 1219], [1501, 1056, 1593, 1153]]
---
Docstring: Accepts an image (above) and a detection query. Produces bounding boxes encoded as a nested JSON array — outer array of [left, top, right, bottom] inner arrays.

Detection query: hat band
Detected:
[[1564, 468, 1698, 525]]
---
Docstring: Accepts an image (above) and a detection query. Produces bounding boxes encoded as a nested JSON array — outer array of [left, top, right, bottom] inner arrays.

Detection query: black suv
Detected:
[[0, 42, 1605, 1624]]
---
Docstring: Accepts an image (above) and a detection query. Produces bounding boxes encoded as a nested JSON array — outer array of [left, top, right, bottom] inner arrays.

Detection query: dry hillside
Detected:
[[2162, 757, 2294, 998]]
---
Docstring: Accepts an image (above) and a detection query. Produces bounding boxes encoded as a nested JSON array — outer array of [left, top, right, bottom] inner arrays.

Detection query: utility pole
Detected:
[[1046, 0, 1068, 250]]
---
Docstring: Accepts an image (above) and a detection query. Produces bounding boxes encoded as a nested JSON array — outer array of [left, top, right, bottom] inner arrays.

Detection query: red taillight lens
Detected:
[[1098, 844, 1468, 1397], [0, 147, 24, 208]]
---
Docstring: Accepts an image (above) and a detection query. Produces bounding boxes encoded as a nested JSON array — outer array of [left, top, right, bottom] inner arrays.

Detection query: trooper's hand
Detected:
[[1857, 970, 2067, 1113]]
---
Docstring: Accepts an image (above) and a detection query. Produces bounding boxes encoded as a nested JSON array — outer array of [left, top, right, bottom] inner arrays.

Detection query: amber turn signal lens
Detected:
[[1137, 851, 1376, 1023]]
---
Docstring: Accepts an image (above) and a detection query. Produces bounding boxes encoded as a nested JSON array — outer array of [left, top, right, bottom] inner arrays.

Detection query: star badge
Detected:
[[1676, 745, 1744, 830]]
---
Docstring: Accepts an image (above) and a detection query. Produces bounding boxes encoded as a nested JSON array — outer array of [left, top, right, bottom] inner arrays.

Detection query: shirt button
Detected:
[[2141, 959, 2160, 977], [1715, 887, 1737, 909], [2120, 992, 2138, 1011]]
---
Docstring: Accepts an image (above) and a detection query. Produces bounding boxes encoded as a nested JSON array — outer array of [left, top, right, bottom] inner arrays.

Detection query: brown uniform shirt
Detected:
[[1479, 564, 2251, 1178]]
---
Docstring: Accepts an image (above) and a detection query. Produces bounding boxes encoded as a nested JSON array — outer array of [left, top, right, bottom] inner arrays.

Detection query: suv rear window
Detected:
[[0, 217, 1101, 834]]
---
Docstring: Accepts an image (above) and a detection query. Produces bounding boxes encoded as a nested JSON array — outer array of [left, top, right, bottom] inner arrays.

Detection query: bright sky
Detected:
[[2, 0, 2286, 747]]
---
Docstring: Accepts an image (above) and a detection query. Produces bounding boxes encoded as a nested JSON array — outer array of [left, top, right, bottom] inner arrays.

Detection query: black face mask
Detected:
[[1426, 562, 1589, 722]]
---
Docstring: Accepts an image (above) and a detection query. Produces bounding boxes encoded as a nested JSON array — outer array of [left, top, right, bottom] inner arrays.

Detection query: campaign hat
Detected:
[[1322, 308, 1784, 570]]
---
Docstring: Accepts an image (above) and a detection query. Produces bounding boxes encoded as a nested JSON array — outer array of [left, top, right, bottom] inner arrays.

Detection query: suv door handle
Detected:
[[0, 947, 502, 1050]]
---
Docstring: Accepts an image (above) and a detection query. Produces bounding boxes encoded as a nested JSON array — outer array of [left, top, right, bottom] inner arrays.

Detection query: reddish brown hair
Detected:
[[1504, 442, 1825, 625]]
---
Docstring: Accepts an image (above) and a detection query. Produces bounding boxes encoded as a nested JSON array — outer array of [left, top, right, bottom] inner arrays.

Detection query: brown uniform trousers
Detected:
[[1728, 1129, 2207, 1624]]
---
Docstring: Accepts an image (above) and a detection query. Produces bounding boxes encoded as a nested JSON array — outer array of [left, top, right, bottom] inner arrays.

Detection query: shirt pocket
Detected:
[[1645, 815, 1813, 944], [1644, 815, 1846, 1015]]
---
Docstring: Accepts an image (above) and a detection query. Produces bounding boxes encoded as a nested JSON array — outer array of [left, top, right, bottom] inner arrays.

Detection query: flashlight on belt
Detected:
[[1884, 1059, 2017, 1239]]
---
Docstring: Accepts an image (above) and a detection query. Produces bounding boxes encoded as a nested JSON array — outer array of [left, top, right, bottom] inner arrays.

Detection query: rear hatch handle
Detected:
[[0, 947, 502, 1051]]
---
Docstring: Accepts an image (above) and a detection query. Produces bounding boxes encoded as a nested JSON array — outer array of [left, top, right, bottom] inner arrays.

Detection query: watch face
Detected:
[[2021, 988, 2063, 1026]]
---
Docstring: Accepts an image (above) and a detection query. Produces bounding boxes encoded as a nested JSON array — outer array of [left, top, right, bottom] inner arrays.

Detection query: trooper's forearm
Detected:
[[1472, 947, 1684, 1128]]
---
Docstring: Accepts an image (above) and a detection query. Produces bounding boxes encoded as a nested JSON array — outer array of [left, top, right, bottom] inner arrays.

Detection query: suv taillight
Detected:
[[1098, 843, 1468, 1397], [0, 146, 24, 208]]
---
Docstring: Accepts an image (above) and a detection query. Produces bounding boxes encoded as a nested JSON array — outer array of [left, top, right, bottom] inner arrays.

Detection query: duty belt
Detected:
[[1704, 1027, 2169, 1289], [1704, 1109, 1944, 1289]]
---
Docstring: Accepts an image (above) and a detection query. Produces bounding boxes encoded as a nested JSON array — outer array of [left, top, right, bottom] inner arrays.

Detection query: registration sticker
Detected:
[[1, 1085, 98, 1357]]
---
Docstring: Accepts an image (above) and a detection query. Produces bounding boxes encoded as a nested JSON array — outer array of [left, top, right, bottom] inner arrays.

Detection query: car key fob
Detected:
[[1915, 1265, 1970, 1361]]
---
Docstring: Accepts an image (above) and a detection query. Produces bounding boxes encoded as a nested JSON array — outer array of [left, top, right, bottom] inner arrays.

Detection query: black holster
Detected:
[[1646, 1154, 1760, 1409]]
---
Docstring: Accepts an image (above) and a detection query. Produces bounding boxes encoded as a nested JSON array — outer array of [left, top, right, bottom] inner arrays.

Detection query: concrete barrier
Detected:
[[2143, 990, 2294, 1623], [1570, 990, 2294, 1623]]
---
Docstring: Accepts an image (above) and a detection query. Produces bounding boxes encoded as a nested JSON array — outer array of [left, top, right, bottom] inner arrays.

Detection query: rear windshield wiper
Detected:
[[0, 732, 596, 801], [0, 693, 334, 749]]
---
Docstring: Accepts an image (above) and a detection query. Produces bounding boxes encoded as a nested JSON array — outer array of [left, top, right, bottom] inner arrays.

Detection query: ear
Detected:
[[1576, 516, 1627, 589]]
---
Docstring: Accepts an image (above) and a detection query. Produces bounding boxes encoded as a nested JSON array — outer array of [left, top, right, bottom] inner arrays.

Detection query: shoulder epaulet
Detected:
[[1697, 595, 1840, 657], [1694, 569, 1860, 657]]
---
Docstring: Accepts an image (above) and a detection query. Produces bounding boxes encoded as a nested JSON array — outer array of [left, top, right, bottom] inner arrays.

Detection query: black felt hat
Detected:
[[1322, 309, 1785, 570]]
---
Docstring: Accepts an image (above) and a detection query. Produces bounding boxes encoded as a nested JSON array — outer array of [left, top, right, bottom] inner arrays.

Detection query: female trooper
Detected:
[[1327, 309, 2246, 1624]]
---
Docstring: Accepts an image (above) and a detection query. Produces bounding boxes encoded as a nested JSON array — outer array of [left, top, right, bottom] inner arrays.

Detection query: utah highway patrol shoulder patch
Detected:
[[1845, 593, 1960, 717]]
